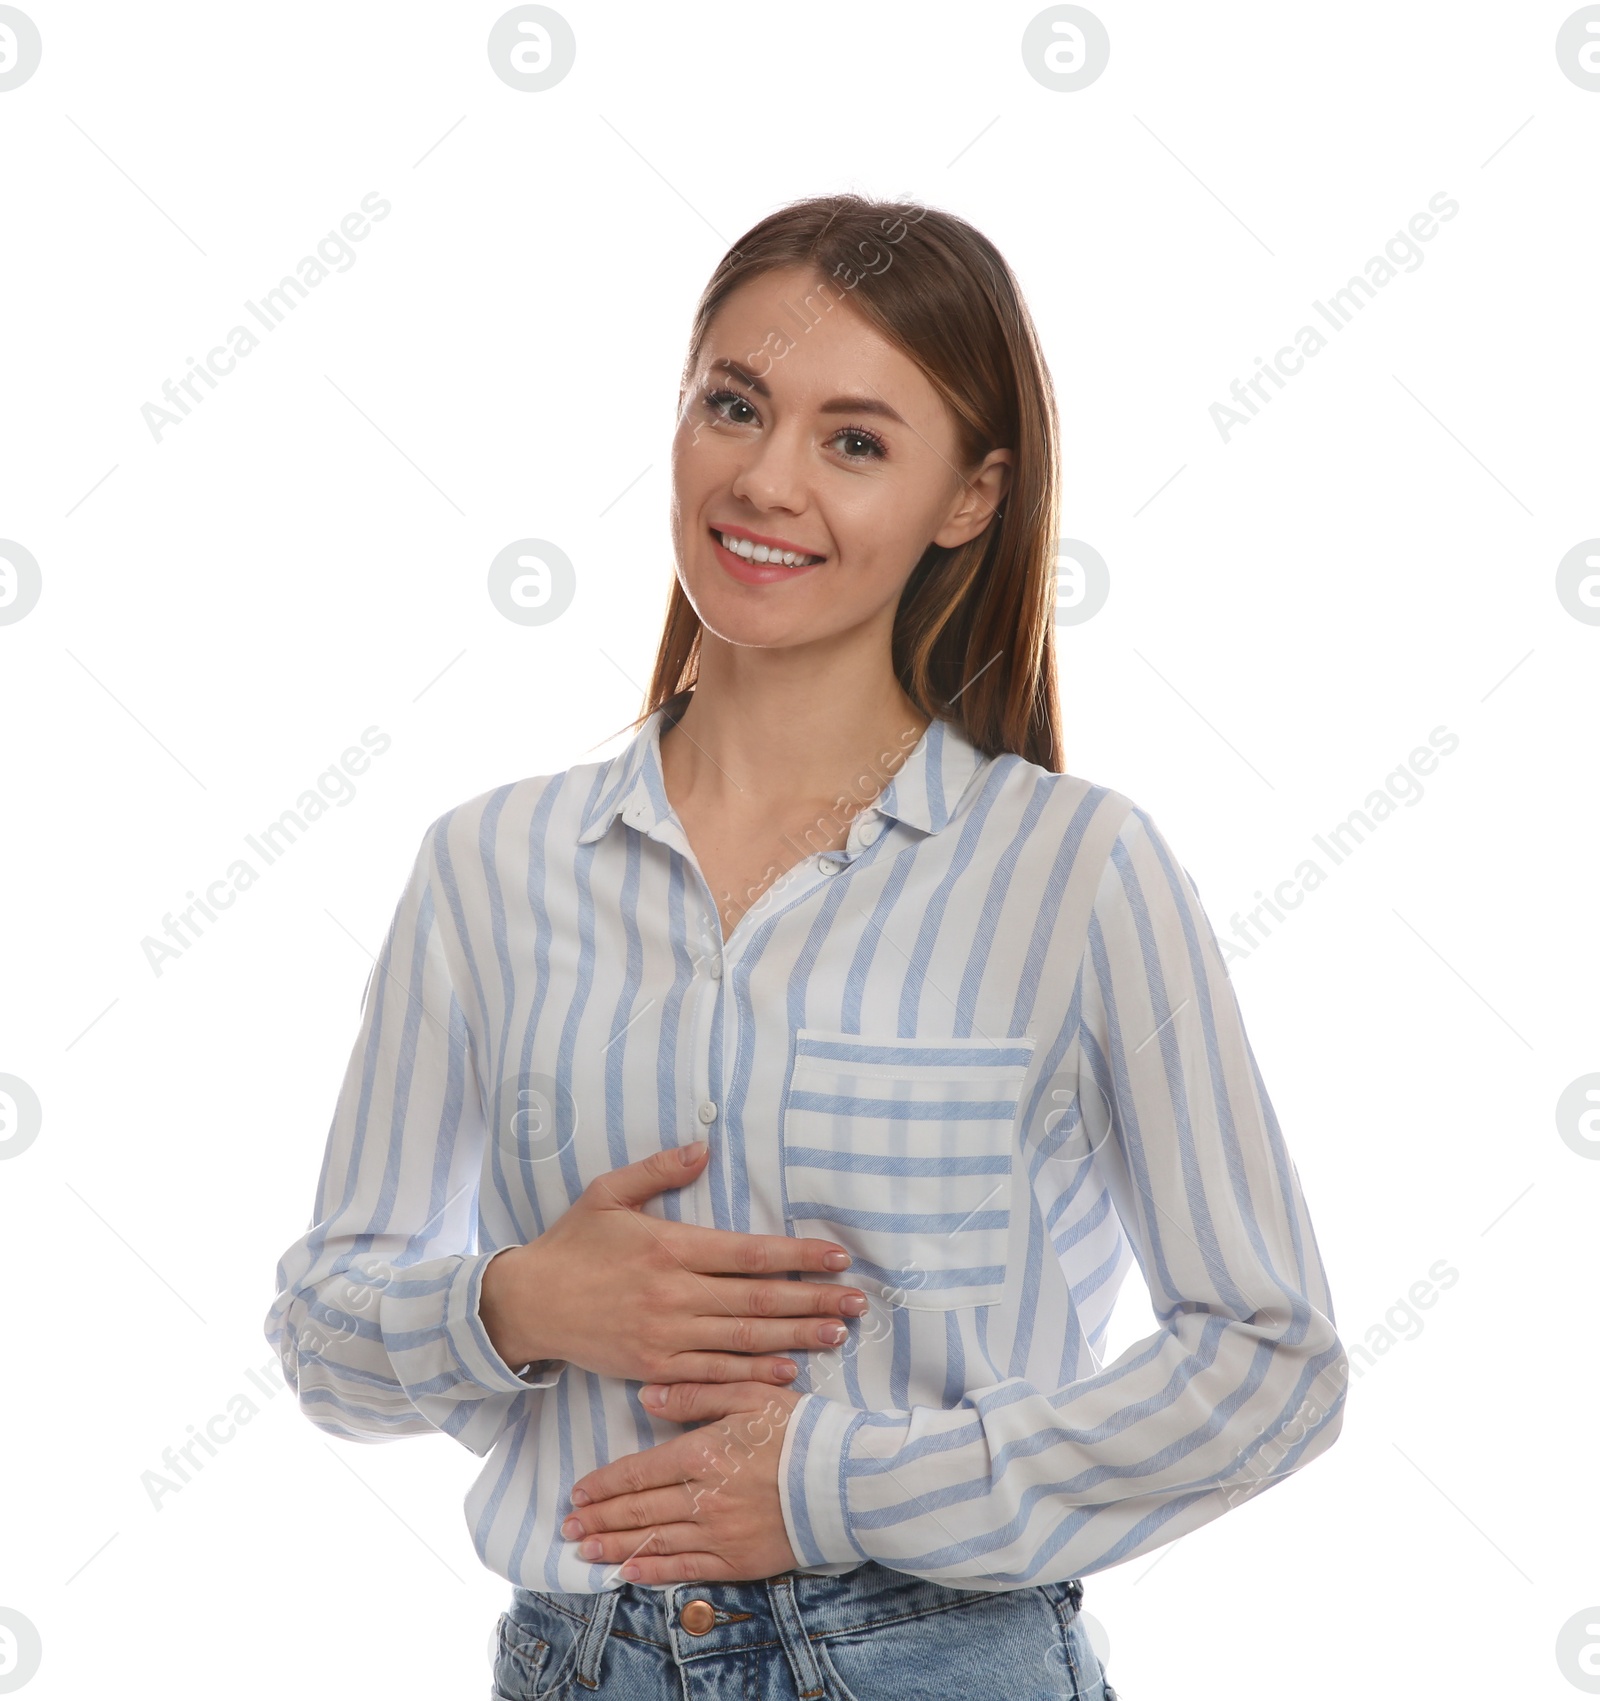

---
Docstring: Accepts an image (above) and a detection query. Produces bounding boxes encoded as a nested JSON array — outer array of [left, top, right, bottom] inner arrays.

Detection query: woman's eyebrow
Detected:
[[707, 356, 907, 426], [817, 395, 905, 424], [708, 356, 771, 396]]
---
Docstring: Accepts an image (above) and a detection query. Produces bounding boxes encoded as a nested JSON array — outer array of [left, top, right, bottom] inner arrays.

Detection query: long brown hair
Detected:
[[637, 193, 1063, 771]]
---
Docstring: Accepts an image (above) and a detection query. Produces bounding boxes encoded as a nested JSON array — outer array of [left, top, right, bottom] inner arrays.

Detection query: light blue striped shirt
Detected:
[[265, 703, 1346, 1592]]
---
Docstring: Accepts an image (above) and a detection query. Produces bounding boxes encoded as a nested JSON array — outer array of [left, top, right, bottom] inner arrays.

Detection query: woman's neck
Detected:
[[659, 657, 931, 825]]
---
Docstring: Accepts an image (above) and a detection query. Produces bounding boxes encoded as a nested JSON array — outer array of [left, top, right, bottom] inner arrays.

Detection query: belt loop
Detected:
[[573, 1585, 621, 1690], [767, 1573, 825, 1699]]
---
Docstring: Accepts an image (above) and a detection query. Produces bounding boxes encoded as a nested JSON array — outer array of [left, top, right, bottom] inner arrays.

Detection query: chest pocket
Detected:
[[780, 1029, 1037, 1311]]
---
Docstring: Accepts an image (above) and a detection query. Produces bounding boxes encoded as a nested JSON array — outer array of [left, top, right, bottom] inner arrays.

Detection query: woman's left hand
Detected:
[[564, 1381, 805, 1584]]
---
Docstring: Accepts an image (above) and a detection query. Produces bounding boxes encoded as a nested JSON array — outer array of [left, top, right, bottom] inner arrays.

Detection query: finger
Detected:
[[699, 1275, 870, 1320], [573, 1435, 698, 1508], [669, 1225, 855, 1277], [586, 1142, 709, 1211], [562, 1484, 695, 1540], [663, 1352, 803, 1388], [638, 1380, 795, 1429], [700, 1313, 852, 1356], [572, 1521, 705, 1568], [613, 1551, 734, 1585]]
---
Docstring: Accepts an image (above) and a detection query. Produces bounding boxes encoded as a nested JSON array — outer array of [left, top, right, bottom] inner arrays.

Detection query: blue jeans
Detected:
[[489, 1562, 1118, 1699]]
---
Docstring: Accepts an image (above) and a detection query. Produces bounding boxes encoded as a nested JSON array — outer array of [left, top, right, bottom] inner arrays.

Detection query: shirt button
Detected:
[[858, 819, 881, 845], [817, 855, 839, 874], [697, 1101, 718, 1124], [709, 956, 723, 979]]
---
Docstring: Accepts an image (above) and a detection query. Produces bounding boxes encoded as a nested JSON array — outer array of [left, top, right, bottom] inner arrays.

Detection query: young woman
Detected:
[[266, 194, 1346, 1700]]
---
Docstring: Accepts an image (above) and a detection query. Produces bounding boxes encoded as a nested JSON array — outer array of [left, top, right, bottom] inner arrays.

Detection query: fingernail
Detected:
[[679, 1141, 707, 1166], [775, 1360, 798, 1379], [621, 1564, 642, 1581], [561, 1516, 583, 1538], [821, 1323, 847, 1345], [579, 1539, 602, 1560], [840, 1294, 869, 1316], [823, 1251, 852, 1270], [571, 1488, 591, 1506], [641, 1384, 667, 1407]]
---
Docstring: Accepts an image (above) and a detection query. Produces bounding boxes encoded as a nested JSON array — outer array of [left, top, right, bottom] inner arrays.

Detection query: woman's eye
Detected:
[[700, 388, 885, 461], [704, 388, 757, 426], [830, 427, 887, 461]]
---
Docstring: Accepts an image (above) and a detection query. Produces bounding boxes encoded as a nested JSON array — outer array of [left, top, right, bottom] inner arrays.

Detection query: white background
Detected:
[[2, 2, 1596, 1696]]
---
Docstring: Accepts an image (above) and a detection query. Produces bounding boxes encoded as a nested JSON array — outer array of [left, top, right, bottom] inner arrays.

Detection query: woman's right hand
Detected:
[[478, 1140, 868, 1388]]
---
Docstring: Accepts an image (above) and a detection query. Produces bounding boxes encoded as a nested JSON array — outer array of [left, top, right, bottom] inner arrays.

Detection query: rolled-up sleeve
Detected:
[[777, 803, 1347, 1585], [263, 817, 561, 1459]]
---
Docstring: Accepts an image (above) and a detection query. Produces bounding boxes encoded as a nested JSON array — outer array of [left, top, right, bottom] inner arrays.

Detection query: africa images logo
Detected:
[[1209, 193, 1460, 444]]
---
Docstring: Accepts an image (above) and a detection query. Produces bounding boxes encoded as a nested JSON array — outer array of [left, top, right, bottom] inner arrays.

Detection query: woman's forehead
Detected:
[[695, 271, 941, 413]]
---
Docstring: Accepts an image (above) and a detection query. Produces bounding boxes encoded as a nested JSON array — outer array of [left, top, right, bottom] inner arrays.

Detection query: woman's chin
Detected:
[[681, 574, 833, 648]]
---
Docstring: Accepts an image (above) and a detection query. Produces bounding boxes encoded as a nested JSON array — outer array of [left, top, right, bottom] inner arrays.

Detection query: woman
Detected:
[[266, 194, 1347, 1700]]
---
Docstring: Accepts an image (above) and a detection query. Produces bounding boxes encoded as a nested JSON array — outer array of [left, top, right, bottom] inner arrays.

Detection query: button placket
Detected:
[[676, 908, 721, 1228], [697, 911, 731, 1225], [678, 852, 858, 1234], [645, 810, 737, 1229]]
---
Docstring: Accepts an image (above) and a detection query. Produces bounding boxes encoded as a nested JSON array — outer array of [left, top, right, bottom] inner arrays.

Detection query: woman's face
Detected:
[[670, 264, 1010, 654]]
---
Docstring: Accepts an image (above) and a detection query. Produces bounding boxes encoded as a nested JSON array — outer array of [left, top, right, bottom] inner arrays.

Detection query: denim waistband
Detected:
[[507, 1562, 1086, 1692]]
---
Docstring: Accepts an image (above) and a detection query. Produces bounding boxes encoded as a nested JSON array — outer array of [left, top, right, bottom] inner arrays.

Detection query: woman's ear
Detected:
[[932, 448, 1013, 549]]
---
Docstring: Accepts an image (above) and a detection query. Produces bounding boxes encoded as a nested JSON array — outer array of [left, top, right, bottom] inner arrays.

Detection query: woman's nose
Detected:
[[728, 424, 808, 513]]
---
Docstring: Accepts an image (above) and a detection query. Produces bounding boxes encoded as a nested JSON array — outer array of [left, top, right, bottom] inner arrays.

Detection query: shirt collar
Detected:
[[575, 700, 990, 846]]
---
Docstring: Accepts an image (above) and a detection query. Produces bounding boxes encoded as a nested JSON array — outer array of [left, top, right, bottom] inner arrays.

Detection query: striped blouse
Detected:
[[264, 700, 1347, 1593]]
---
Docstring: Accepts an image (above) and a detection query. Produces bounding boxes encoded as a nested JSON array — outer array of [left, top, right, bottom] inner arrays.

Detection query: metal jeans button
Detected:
[[678, 1598, 716, 1635]]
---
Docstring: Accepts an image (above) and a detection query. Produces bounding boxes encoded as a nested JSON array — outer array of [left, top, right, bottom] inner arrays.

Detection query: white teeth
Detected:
[[718, 531, 820, 568]]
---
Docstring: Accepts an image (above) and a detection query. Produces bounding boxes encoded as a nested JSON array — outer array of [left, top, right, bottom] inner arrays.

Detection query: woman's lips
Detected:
[[709, 527, 826, 585]]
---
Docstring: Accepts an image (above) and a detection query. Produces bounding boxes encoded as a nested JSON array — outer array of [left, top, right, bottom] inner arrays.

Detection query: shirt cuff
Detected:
[[778, 1394, 873, 1567], [378, 1249, 565, 1401]]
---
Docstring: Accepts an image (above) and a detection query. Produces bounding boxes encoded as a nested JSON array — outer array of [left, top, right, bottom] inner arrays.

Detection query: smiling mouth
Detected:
[[711, 528, 825, 569]]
